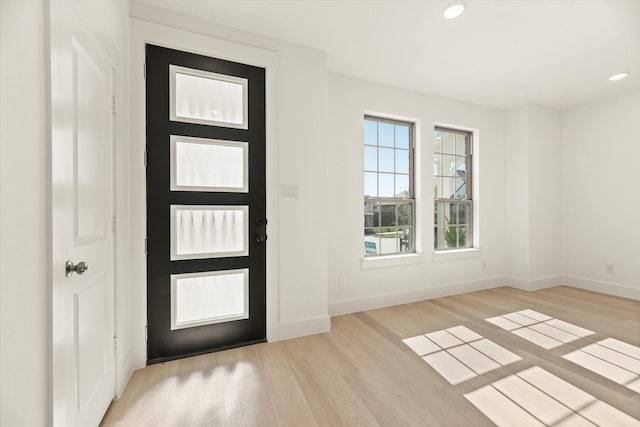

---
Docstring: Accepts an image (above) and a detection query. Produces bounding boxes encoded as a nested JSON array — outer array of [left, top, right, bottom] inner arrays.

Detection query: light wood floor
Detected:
[[101, 286, 640, 426]]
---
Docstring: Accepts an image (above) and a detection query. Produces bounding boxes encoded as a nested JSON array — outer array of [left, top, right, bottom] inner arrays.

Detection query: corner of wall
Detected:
[[506, 276, 562, 292], [268, 315, 331, 342], [504, 105, 531, 279], [504, 104, 563, 282]]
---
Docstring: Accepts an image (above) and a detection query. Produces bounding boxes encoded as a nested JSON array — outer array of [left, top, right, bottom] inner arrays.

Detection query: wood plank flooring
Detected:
[[100, 286, 640, 426]]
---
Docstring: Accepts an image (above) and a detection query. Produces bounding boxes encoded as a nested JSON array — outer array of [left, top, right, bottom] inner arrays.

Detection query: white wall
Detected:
[[528, 106, 561, 280], [128, 4, 331, 370], [327, 74, 507, 314], [0, 2, 50, 425], [276, 44, 329, 325], [561, 89, 640, 298], [505, 105, 562, 286], [505, 106, 530, 280]]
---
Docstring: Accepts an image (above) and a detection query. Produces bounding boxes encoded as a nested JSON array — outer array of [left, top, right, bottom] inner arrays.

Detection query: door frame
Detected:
[[130, 19, 280, 367], [145, 44, 268, 363]]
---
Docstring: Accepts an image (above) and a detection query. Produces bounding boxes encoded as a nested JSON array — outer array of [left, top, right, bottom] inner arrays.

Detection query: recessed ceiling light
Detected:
[[444, 3, 465, 19], [609, 72, 629, 81]]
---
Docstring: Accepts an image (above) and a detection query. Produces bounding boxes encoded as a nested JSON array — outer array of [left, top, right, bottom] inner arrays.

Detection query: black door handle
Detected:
[[256, 218, 268, 243]]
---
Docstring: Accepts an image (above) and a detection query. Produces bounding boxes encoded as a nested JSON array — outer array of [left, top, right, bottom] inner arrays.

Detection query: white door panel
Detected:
[[51, 2, 115, 426], [76, 272, 108, 409], [74, 39, 108, 244]]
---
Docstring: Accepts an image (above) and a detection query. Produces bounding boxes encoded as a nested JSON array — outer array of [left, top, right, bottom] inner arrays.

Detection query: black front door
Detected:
[[146, 44, 266, 364]]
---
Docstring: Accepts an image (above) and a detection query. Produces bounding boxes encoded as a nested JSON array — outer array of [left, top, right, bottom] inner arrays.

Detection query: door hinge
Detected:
[[143, 63, 146, 80], [111, 96, 117, 114], [113, 336, 118, 354], [145, 325, 148, 342], [145, 238, 148, 254], [144, 150, 147, 167], [112, 216, 117, 235]]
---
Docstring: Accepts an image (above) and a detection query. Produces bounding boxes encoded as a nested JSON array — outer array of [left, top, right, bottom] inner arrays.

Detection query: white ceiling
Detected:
[[136, 0, 640, 110]]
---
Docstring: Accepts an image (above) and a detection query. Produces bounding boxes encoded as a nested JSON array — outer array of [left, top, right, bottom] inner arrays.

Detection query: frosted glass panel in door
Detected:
[[170, 65, 248, 129], [171, 269, 249, 330], [171, 205, 248, 260], [170, 135, 248, 192]]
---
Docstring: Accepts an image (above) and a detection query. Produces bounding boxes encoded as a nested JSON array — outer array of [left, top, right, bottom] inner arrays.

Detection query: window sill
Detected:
[[361, 253, 424, 270], [432, 248, 483, 262]]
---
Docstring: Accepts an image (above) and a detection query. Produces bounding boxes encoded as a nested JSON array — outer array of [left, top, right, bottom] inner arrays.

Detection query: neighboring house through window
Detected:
[[434, 127, 473, 250], [364, 116, 414, 256]]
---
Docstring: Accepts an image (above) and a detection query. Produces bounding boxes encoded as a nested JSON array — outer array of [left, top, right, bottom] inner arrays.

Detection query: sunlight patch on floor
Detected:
[[403, 325, 521, 385], [465, 366, 640, 427], [486, 309, 593, 349], [563, 338, 640, 393]]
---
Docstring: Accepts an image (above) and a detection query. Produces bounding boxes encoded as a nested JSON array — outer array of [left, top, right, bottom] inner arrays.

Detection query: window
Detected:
[[434, 127, 472, 250], [169, 65, 248, 129], [364, 116, 414, 256]]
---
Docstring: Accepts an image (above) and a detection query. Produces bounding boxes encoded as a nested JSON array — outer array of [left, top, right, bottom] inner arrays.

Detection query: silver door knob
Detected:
[[66, 261, 88, 277]]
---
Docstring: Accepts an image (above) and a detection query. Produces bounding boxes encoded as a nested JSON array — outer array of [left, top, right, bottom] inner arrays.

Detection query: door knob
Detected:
[[256, 235, 267, 243], [256, 218, 268, 227], [66, 260, 88, 277]]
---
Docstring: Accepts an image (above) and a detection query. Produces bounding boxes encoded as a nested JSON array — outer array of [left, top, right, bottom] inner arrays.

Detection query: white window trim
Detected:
[[361, 253, 425, 269], [433, 124, 480, 253], [170, 204, 249, 260], [432, 247, 483, 262], [170, 135, 249, 193], [170, 268, 249, 330], [169, 64, 249, 129], [362, 112, 421, 261]]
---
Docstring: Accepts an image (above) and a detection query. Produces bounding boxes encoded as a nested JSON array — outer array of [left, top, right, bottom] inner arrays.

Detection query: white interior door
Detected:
[[51, 2, 115, 425]]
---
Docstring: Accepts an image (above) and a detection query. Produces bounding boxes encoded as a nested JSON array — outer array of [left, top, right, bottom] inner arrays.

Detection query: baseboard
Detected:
[[116, 350, 134, 399], [268, 315, 331, 342], [506, 276, 562, 292], [328, 276, 506, 316], [561, 275, 640, 300]]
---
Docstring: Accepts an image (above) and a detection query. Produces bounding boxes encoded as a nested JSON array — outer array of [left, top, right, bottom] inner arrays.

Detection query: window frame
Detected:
[[434, 126, 473, 251], [363, 115, 416, 257]]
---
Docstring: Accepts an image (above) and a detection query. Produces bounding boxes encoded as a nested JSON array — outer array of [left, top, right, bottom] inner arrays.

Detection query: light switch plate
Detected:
[[281, 184, 299, 199]]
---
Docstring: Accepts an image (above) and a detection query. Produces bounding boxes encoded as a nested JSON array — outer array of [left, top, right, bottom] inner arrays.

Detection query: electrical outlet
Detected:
[[606, 264, 615, 274], [482, 261, 487, 271], [338, 277, 347, 288]]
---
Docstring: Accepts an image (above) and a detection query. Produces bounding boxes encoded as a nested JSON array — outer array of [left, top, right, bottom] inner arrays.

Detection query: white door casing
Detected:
[[51, 2, 115, 425]]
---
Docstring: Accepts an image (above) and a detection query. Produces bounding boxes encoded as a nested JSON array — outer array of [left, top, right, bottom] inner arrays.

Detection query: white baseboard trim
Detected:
[[328, 276, 507, 316], [268, 315, 332, 342], [116, 350, 134, 399], [506, 276, 562, 292], [561, 275, 640, 300], [328, 275, 639, 318]]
